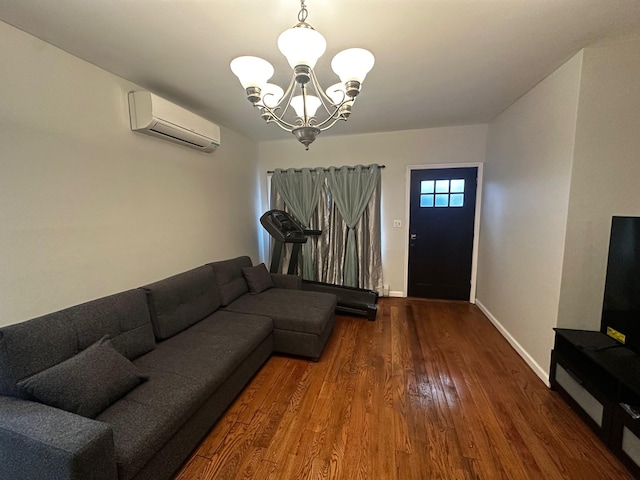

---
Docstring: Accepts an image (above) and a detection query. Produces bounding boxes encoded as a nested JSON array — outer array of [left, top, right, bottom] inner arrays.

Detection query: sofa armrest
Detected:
[[270, 273, 302, 290], [0, 396, 117, 480]]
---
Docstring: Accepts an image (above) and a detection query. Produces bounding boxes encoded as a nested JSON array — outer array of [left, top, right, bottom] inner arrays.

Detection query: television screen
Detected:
[[601, 216, 640, 352]]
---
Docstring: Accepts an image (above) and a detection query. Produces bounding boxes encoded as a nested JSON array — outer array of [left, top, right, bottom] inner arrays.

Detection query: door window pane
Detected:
[[435, 180, 449, 193], [435, 194, 449, 207], [450, 179, 465, 193], [420, 194, 434, 207], [420, 180, 434, 194], [419, 177, 469, 208], [450, 194, 464, 207]]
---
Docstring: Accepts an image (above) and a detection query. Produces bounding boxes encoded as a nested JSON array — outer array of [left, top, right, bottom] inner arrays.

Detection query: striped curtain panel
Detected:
[[269, 164, 383, 292]]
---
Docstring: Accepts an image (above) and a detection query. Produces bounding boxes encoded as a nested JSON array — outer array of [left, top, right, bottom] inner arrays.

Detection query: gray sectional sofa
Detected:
[[0, 256, 336, 480]]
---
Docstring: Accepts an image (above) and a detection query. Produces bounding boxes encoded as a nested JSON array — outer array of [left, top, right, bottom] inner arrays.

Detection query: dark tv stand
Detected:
[[550, 328, 640, 477]]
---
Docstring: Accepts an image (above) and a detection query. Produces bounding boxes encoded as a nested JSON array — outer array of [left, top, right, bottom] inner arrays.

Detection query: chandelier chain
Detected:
[[298, 0, 308, 23]]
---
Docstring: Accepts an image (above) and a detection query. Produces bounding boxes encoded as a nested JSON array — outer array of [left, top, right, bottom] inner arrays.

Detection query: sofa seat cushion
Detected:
[[136, 312, 272, 393], [224, 289, 337, 335], [99, 311, 272, 480], [96, 372, 202, 480]]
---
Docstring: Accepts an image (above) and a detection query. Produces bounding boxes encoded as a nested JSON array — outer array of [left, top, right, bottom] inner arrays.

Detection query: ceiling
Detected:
[[1, 0, 640, 143]]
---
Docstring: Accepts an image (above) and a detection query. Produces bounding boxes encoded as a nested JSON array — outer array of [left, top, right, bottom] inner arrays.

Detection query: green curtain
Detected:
[[271, 167, 325, 280], [326, 164, 380, 287]]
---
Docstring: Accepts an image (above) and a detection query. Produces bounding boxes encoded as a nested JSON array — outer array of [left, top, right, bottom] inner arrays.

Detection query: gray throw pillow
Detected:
[[17, 336, 148, 418], [242, 263, 275, 294]]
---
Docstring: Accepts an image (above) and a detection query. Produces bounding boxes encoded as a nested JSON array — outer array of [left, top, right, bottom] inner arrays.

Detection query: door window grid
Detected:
[[420, 179, 465, 207]]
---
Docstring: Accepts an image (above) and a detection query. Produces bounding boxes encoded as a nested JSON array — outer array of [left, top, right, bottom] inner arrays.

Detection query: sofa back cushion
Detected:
[[143, 265, 221, 340], [0, 289, 155, 398], [71, 289, 156, 359], [209, 256, 252, 306]]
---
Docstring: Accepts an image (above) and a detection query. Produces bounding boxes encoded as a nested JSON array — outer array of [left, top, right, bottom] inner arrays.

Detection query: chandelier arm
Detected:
[[300, 83, 312, 126], [306, 69, 355, 127], [265, 115, 299, 132], [314, 108, 347, 130], [303, 71, 345, 125], [313, 89, 335, 120], [260, 105, 299, 131], [256, 73, 303, 132], [275, 74, 303, 127], [272, 74, 297, 110], [309, 69, 338, 107], [312, 92, 357, 129], [317, 115, 348, 132]]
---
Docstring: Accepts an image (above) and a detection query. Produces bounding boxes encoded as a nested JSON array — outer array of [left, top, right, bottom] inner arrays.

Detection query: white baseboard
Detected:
[[475, 300, 550, 387], [389, 291, 404, 297]]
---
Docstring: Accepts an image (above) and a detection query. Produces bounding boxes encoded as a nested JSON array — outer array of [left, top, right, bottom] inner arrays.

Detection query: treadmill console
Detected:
[[260, 209, 307, 243]]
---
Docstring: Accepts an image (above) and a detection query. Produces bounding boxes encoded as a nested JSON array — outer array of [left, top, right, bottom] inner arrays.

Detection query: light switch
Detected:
[[393, 219, 402, 228]]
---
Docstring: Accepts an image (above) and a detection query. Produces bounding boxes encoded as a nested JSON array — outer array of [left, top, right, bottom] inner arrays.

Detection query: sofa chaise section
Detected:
[[209, 256, 337, 361]]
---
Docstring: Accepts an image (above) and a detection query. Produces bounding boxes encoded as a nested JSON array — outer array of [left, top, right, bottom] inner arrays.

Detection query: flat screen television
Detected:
[[601, 216, 640, 353]]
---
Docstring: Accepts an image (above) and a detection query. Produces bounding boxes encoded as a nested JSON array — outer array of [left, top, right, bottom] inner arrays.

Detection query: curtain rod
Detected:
[[267, 165, 385, 174]]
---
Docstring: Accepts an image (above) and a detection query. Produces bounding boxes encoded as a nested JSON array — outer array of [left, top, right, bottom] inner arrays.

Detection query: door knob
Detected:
[[410, 233, 417, 240]]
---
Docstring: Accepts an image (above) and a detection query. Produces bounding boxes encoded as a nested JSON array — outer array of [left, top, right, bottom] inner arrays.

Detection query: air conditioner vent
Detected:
[[148, 127, 209, 148]]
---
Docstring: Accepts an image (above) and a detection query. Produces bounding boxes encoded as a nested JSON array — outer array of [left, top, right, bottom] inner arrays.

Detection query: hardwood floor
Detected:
[[173, 297, 633, 480]]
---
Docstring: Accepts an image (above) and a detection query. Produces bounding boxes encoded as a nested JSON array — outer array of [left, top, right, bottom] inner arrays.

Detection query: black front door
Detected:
[[407, 167, 478, 300]]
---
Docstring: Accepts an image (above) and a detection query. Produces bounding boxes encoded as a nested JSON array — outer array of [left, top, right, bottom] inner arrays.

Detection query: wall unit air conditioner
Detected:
[[128, 91, 220, 152]]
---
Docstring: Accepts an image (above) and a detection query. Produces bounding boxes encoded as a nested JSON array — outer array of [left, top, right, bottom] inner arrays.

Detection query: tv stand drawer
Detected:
[[554, 363, 604, 427], [610, 403, 640, 478], [622, 426, 640, 465]]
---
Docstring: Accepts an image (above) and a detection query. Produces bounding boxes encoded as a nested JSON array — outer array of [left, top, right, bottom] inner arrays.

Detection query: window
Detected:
[[420, 179, 465, 208]]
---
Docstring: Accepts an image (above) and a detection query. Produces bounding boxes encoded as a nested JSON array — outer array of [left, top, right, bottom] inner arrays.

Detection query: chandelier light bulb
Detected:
[[230, 56, 274, 90], [331, 48, 375, 90], [278, 27, 327, 70], [291, 95, 322, 118]]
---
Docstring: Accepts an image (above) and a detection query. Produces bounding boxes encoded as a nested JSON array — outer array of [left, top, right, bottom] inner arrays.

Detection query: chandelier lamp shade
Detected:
[[230, 0, 375, 149]]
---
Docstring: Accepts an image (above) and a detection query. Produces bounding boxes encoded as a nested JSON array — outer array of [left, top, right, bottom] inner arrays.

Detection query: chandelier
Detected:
[[230, 0, 375, 150]]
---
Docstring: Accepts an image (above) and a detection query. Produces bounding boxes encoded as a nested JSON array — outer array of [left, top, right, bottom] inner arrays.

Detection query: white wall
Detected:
[[558, 38, 640, 331], [476, 52, 583, 381], [258, 125, 488, 295], [0, 21, 259, 326]]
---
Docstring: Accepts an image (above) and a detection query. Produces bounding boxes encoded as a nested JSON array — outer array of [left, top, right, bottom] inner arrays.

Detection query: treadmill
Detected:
[[260, 209, 378, 321]]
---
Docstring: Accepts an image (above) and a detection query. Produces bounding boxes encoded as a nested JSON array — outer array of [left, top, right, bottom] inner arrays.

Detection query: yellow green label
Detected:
[[607, 326, 626, 344]]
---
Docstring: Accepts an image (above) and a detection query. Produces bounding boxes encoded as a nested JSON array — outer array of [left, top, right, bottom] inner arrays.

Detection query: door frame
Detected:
[[403, 162, 484, 303]]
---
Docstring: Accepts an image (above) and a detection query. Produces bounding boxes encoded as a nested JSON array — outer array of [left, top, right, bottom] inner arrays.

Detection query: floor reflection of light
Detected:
[[416, 382, 432, 397], [414, 372, 462, 409]]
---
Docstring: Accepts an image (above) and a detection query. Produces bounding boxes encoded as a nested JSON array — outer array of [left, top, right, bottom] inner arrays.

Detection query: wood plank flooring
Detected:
[[173, 297, 633, 480]]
